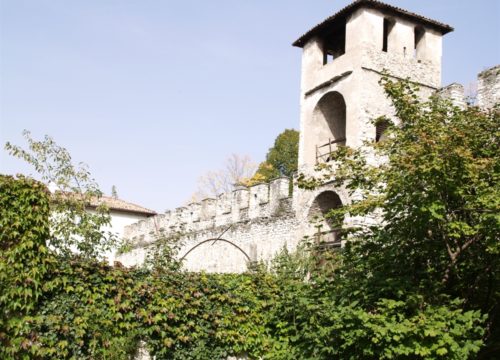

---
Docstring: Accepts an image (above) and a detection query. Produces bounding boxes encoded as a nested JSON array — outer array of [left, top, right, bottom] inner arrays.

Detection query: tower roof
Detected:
[[293, 0, 453, 48]]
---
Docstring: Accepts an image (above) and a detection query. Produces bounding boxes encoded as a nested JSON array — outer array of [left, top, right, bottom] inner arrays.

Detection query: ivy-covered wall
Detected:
[[0, 175, 489, 359]]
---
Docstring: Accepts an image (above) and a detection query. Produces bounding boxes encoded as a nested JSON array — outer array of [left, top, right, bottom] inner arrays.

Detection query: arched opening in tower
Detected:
[[307, 191, 343, 247], [312, 91, 346, 164]]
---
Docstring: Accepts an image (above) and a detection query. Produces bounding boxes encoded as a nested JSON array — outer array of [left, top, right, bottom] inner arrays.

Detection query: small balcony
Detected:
[[314, 228, 342, 250], [315, 137, 346, 163]]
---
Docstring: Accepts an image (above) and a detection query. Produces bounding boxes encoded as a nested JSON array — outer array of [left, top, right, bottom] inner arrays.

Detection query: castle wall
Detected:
[[477, 65, 500, 109], [437, 83, 466, 108], [438, 65, 499, 109], [116, 178, 303, 272], [117, 61, 499, 274]]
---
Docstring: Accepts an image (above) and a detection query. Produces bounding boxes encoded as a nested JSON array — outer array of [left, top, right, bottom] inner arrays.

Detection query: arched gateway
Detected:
[[307, 191, 343, 247]]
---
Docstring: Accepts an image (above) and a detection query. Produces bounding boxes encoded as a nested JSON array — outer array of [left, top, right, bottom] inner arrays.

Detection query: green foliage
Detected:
[[144, 229, 185, 273], [2, 82, 497, 358], [250, 129, 299, 184], [0, 173, 489, 359], [0, 175, 51, 311], [5, 130, 117, 259], [297, 298, 484, 360], [298, 77, 499, 357], [255, 162, 280, 183], [265, 129, 299, 178], [0, 175, 55, 358]]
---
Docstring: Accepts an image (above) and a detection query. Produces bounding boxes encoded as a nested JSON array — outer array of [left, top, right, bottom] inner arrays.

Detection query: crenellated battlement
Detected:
[[477, 65, 500, 109], [119, 65, 499, 272], [123, 177, 292, 247], [438, 65, 500, 108]]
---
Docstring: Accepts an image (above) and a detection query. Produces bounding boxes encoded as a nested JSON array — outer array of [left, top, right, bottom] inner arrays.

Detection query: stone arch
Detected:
[[307, 190, 343, 245], [180, 238, 251, 262], [179, 237, 252, 273], [311, 91, 347, 163]]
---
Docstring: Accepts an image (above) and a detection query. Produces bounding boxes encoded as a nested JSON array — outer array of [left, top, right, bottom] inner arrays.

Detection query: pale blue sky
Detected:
[[1, 0, 499, 211]]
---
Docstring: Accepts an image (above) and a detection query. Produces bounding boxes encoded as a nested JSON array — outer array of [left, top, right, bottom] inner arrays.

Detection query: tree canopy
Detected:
[[265, 129, 299, 178], [5, 131, 117, 259], [1, 79, 498, 359], [298, 77, 499, 357], [244, 129, 299, 186]]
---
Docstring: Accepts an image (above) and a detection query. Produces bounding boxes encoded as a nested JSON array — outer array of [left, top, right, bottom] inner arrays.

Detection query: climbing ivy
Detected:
[[2, 79, 497, 358], [0, 174, 491, 359]]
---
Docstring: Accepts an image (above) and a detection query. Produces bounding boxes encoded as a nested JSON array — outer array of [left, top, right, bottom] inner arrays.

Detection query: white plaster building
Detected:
[[117, 0, 499, 273], [48, 183, 157, 262], [89, 195, 157, 263]]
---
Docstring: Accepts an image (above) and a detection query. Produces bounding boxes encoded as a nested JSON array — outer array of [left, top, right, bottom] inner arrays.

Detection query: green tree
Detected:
[[111, 185, 118, 199], [1, 102, 494, 358], [5, 130, 117, 259], [298, 77, 499, 357], [246, 129, 299, 185], [266, 129, 299, 178]]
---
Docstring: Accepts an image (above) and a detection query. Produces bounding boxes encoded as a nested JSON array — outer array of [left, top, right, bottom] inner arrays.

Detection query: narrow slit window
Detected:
[[382, 18, 395, 52], [375, 120, 389, 142]]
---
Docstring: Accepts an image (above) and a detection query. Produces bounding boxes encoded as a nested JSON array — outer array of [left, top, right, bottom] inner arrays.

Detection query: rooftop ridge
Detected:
[[94, 195, 157, 215], [293, 0, 453, 48]]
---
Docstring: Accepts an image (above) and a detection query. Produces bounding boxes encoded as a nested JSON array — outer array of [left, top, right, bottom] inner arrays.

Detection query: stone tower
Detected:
[[292, 0, 453, 244], [119, 0, 482, 272]]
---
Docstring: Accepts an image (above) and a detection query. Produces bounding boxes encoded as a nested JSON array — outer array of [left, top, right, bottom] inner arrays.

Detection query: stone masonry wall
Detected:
[[116, 178, 303, 272], [439, 65, 500, 109], [437, 83, 466, 108], [477, 65, 500, 109]]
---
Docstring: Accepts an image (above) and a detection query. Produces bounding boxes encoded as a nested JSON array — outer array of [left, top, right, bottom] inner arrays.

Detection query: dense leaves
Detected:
[[298, 78, 499, 358], [264, 129, 299, 178], [2, 175, 486, 359], [5, 131, 117, 259], [2, 80, 498, 359], [245, 129, 299, 185], [0, 175, 54, 358]]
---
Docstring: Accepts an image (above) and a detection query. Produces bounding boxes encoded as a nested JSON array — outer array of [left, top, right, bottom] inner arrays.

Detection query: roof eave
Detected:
[[86, 204, 157, 217], [292, 0, 453, 48]]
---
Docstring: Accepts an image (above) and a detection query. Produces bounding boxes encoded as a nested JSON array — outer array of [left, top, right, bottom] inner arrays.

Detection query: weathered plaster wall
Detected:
[[298, 6, 441, 176], [103, 211, 152, 263]]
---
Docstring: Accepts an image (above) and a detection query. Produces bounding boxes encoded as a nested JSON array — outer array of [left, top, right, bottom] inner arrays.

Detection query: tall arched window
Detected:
[[312, 91, 346, 163]]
